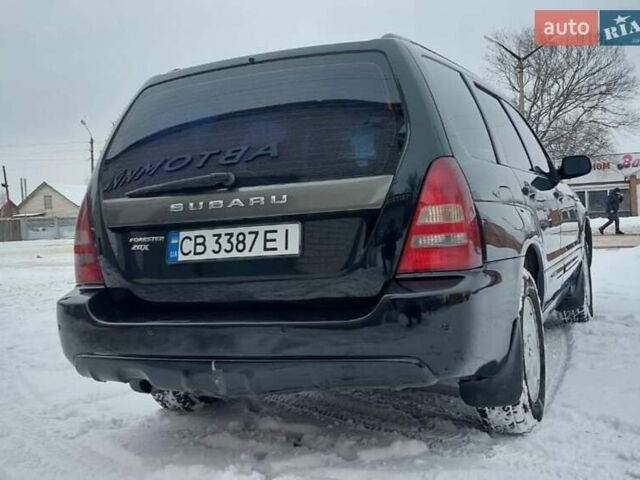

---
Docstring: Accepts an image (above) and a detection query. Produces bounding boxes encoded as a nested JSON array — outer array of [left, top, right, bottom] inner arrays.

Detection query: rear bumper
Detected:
[[57, 257, 523, 401]]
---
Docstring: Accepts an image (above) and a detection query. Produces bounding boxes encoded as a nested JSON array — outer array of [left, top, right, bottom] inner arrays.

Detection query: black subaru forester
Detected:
[[58, 35, 593, 434]]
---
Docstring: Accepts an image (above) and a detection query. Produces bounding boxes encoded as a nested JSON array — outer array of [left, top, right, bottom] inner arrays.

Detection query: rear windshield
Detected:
[[101, 52, 406, 197]]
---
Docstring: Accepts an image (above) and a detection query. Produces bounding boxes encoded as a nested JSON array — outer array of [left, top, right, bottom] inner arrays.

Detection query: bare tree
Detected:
[[484, 28, 640, 160]]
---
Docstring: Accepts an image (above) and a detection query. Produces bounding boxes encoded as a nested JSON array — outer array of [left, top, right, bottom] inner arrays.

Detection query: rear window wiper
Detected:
[[125, 172, 236, 198]]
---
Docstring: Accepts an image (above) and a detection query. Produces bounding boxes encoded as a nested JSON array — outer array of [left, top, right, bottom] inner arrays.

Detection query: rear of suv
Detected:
[[58, 35, 593, 434]]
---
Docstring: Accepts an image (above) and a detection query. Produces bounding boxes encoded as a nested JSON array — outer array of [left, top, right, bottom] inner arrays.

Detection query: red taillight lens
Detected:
[[74, 195, 104, 285], [397, 157, 482, 273]]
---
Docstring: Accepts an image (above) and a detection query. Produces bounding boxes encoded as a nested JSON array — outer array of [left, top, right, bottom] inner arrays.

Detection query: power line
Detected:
[[2, 153, 90, 159], [0, 140, 106, 149], [0, 145, 89, 151], [2, 148, 87, 158], [0, 140, 86, 148], [2, 158, 91, 164]]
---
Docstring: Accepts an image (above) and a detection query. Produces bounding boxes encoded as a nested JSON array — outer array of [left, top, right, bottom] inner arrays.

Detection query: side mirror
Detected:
[[558, 155, 592, 179]]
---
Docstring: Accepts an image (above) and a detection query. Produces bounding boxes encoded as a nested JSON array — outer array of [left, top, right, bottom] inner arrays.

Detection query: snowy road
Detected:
[[1, 240, 639, 479]]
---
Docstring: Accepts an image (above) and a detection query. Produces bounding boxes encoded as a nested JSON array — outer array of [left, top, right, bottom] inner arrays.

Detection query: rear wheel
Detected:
[[477, 270, 546, 434], [151, 390, 215, 412]]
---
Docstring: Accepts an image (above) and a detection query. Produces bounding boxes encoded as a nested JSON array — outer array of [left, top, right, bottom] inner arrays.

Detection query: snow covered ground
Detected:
[[592, 216, 640, 249], [1, 239, 639, 479]]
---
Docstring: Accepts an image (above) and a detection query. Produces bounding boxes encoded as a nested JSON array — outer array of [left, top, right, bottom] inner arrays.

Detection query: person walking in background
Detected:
[[599, 188, 625, 235]]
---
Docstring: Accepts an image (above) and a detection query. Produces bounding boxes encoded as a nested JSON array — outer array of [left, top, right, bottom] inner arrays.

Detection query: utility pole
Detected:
[[1, 165, 9, 203], [89, 136, 94, 172], [80, 119, 95, 172], [484, 36, 542, 115]]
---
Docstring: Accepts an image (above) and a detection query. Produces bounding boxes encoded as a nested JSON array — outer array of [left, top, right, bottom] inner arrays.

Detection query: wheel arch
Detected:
[[522, 242, 545, 305]]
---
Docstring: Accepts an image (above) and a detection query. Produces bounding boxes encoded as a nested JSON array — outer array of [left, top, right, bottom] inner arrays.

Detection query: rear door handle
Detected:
[[553, 190, 564, 200], [522, 184, 536, 199]]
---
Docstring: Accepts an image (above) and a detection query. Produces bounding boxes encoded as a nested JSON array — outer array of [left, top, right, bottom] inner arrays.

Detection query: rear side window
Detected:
[[101, 53, 405, 197], [417, 57, 495, 164], [502, 102, 551, 174], [474, 89, 531, 171]]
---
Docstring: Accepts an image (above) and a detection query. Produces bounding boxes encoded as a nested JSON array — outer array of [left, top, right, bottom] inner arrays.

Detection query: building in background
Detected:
[[567, 152, 640, 218], [0, 182, 88, 241], [0, 199, 19, 218], [17, 182, 86, 218]]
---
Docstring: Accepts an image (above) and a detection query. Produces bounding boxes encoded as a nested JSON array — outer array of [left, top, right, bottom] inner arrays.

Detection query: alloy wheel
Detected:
[[522, 295, 541, 403]]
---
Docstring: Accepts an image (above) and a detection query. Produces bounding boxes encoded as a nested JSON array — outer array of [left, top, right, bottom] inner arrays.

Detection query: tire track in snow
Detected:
[[0, 269, 139, 478], [261, 389, 475, 444], [260, 317, 572, 444], [543, 315, 573, 406], [2, 364, 139, 479]]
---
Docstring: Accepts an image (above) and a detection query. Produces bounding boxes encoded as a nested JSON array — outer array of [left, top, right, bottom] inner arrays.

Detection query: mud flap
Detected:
[[458, 317, 524, 408], [557, 260, 586, 312]]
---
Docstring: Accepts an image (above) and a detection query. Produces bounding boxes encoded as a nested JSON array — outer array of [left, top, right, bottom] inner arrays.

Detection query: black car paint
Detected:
[[57, 36, 589, 407]]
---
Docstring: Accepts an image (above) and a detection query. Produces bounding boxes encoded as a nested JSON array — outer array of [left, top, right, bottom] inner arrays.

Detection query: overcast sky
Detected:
[[1, 0, 639, 195]]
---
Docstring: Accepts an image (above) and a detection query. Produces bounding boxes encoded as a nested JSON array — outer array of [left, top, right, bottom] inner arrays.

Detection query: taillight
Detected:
[[397, 157, 482, 273], [74, 195, 104, 285]]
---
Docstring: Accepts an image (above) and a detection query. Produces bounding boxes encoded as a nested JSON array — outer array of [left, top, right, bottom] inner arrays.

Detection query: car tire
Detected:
[[476, 270, 546, 434], [558, 237, 593, 324], [151, 390, 214, 412]]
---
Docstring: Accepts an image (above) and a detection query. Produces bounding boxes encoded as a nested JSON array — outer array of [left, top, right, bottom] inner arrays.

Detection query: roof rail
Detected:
[[381, 33, 475, 78]]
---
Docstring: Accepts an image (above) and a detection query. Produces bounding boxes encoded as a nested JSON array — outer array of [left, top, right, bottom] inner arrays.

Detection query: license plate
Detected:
[[167, 223, 301, 263]]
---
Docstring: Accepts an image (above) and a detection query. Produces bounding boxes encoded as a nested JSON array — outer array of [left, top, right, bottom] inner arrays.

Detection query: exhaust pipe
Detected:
[[129, 379, 153, 394]]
